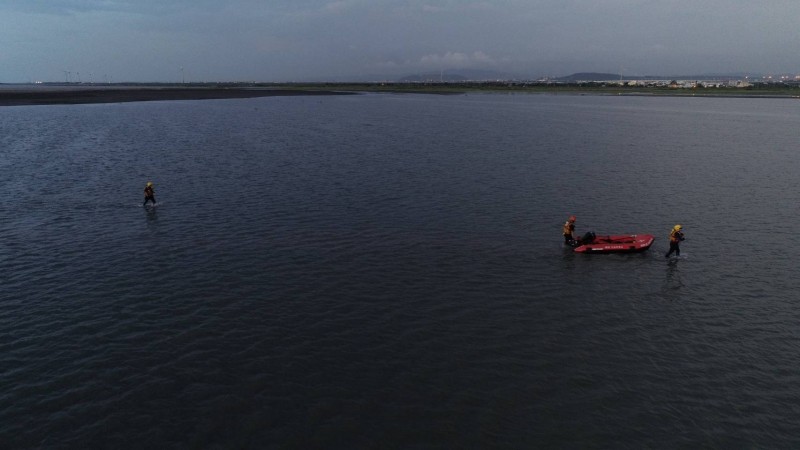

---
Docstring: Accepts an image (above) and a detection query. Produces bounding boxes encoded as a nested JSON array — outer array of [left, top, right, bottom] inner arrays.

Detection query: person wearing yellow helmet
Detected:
[[665, 224, 685, 258], [143, 181, 156, 207], [563, 215, 577, 245]]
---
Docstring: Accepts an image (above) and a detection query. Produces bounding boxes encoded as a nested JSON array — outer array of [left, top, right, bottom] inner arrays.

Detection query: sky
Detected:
[[1, 0, 799, 83]]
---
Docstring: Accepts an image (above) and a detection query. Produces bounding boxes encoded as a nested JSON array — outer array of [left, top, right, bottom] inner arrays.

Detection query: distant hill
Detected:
[[308, 70, 766, 84], [556, 72, 622, 82], [399, 73, 469, 82], [320, 70, 766, 84], [557, 72, 764, 82]]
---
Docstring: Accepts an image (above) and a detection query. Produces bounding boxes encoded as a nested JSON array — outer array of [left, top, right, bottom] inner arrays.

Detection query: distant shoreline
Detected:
[[0, 86, 357, 106], [1, 83, 799, 106]]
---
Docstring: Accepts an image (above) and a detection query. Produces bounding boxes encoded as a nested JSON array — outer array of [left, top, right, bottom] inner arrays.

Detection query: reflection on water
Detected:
[[664, 258, 684, 292], [144, 205, 158, 221]]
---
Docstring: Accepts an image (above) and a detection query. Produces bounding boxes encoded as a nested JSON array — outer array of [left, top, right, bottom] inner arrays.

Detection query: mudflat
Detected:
[[0, 86, 355, 106]]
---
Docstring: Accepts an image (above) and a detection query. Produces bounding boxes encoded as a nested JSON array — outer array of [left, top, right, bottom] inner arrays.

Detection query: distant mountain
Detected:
[[399, 73, 469, 82], [556, 72, 623, 81], [556, 72, 764, 82], [308, 70, 766, 84]]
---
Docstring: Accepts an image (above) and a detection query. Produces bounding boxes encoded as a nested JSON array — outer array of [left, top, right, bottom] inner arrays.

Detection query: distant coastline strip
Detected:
[[0, 87, 356, 106]]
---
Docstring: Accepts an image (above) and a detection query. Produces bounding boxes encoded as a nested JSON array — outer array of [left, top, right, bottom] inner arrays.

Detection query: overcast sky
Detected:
[[1, 0, 798, 82]]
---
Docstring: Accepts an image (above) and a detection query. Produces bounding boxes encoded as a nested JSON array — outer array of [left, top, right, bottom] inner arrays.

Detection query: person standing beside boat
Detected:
[[665, 224, 685, 258], [563, 215, 577, 245]]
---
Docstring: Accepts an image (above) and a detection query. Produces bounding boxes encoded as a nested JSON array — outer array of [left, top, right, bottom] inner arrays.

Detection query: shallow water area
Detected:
[[3, 93, 800, 448]]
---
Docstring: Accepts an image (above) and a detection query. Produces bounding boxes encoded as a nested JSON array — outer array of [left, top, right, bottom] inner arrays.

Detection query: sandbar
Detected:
[[0, 86, 356, 106]]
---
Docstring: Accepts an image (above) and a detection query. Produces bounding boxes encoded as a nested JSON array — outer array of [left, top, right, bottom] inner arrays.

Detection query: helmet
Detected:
[[568, 215, 576, 222], [673, 224, 682, 231], [146, 182, 153, 187]]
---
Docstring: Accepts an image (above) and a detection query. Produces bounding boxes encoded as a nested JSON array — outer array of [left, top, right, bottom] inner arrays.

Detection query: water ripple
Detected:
[[3, 95, 800, 448]]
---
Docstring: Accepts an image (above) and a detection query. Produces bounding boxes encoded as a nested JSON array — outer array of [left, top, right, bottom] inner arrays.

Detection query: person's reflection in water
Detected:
[[144, 205, 158, 224], [664, 258, 684, 293]]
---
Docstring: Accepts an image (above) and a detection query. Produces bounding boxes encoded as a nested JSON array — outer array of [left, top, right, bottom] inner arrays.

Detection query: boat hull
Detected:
[[573, 234, 655, 254]]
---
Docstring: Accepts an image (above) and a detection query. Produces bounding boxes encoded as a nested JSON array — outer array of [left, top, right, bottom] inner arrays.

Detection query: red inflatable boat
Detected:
[[573, 233, 655, 254]]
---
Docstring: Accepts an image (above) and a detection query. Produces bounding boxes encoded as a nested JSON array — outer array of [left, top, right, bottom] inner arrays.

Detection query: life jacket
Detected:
[[562, 221, 575, 236], [144, 186, 154, 197], [669, 229, 683, 243]]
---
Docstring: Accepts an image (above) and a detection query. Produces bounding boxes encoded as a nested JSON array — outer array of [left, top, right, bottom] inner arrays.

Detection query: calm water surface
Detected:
[[3, 93, 800, 448]]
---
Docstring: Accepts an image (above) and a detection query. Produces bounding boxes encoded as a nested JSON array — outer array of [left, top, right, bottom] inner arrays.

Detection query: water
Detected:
[[3, 93, 800, 448]]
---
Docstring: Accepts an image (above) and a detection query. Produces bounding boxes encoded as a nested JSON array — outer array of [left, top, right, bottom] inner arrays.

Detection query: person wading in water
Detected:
[[665, 224, 685, 258], [563, 215, 577, 245], [143, 181, 156, 207]]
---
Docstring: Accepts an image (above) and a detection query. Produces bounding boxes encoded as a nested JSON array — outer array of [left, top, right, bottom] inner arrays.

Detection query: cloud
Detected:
[[373, 51, 499, 73], [412, 1, 497, 15], [0, 0, 258, 16], [322, 0, 354, 13], [421, 5, 445, 13], [4, 0, 800, 82], [419, 51, 496, 68]]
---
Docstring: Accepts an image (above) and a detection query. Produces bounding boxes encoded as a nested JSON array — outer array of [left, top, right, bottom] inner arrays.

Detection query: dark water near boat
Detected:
[[3, 93, 800, 449]]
